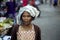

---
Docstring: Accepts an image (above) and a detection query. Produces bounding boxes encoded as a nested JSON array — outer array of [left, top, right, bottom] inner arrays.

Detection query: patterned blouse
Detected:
[[17, 25, 35, 40]]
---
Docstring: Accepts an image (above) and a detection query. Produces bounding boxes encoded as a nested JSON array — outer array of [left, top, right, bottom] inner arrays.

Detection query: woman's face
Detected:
[[21, 11, 32, 25]]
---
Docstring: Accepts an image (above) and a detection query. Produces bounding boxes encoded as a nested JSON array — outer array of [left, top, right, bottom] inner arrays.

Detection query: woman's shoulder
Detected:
[[12, 24, 19, 26], [33, 24, 40, 30], [33, 24, 41, 33], [33, 24, 39, 27], [10, 24, 19, 30]]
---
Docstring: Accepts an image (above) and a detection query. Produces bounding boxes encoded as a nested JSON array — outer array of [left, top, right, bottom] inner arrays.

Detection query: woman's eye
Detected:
[[27, 15, 31, 17], [22, 15, 25, 17]]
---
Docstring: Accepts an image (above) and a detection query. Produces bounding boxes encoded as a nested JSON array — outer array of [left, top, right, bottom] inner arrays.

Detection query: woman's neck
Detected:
[[21, 24, 32, 31], [21, 23, 32, 27], [20, 23, 33, 30]]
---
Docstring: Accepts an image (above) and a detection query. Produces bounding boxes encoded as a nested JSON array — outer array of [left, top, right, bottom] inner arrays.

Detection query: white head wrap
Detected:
[[16, 5, 39, 24]]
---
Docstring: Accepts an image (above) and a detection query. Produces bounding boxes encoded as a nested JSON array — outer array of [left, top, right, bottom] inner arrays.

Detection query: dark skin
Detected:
[[20, 11, 33, 31]]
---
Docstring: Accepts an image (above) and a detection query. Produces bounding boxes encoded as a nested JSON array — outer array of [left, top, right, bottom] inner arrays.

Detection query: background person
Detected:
[[28, 0, 41, 17], [5, 0, 17, 19]]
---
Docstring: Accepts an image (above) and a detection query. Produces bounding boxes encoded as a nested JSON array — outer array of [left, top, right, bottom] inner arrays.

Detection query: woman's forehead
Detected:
[[23, 11, 30, 15]]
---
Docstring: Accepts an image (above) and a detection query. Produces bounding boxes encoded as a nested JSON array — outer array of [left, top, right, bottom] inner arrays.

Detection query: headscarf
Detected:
[[16, 5, 39, 24]]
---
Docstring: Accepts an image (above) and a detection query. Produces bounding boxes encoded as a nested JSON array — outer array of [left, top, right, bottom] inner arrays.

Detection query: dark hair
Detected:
[[20, 12, 35, 21]]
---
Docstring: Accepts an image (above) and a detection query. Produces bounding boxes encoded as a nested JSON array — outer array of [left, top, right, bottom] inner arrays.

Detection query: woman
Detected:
[[11, 5, 41, 40]]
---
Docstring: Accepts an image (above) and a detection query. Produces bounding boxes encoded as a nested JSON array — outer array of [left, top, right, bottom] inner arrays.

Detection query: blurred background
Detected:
[[0, 0, 60, 40]]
